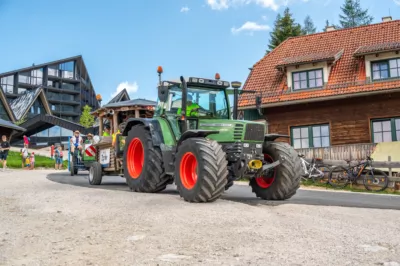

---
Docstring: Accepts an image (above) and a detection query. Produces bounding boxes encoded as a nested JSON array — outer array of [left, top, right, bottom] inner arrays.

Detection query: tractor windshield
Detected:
[[161, 85, 229, 119]]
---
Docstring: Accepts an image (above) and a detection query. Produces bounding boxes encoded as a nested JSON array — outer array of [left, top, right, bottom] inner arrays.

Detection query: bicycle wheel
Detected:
[[363, 169, 389, 192], [311, 165, 331, 183], [328, 166, 350, 189]]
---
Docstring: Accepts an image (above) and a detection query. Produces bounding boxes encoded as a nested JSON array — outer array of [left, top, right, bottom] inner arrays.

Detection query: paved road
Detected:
[[47, 171, 400, 210]]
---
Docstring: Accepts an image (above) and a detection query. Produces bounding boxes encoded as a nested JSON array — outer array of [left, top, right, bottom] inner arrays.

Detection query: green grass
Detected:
[[5, 151, 68, 169]]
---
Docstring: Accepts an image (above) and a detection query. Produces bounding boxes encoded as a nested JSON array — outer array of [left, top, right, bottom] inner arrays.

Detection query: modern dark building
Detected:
[[0, 55, 100, 147]]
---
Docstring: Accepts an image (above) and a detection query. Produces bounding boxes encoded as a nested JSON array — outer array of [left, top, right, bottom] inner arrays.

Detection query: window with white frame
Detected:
[[291, 124, 330, 149], [371, 117, 400, 143], [292, 69, 323, 91]]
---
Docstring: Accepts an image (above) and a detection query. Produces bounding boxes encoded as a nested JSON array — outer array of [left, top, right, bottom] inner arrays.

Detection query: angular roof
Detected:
[[0, 118, 26, 132], [107, 89, 130, 104], [240, 20, 400, 108], [103, 98, 156, 108], [0, 86, 15, 121], [9, 87, 52, 120]]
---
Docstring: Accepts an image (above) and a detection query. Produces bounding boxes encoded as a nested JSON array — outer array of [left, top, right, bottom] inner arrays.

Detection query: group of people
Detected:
[[20, 144, 36, 170]]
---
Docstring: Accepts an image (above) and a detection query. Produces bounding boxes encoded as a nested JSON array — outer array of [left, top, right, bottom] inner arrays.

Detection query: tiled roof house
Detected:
[[239, 18, 400, 150]]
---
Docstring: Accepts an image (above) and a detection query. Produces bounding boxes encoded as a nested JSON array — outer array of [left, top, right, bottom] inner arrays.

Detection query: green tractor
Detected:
[[121, 67, 301, 203]]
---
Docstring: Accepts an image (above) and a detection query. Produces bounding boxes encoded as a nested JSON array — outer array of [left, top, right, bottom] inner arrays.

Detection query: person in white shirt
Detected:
[[70, 130, 83, 155]]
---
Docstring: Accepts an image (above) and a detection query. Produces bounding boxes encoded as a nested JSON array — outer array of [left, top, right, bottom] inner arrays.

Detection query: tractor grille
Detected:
[[244, 124, 265, 141], [233, 124, 244, 141]]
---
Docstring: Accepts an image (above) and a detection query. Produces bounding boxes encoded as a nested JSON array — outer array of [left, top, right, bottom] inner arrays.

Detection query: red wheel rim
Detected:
[[255, 154, 276, 189], [127, 138, 144, 179], [180, 152, 198, 189]]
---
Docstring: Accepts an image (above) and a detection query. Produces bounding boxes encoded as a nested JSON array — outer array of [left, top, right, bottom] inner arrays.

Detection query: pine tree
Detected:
[[323, 20, 330, 32], [267, 7, 302, 52], [302, 15, 317, 35], [338, 0, 373, 28], [79, 105, 95, 128]]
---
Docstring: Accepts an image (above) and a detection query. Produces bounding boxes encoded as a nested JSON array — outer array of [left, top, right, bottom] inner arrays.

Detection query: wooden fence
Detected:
[[296, 143, 376, 161]]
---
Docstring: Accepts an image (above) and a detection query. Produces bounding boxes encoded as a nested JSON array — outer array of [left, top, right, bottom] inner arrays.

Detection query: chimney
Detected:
[[382, 16, 392, 22], [326, 26, 336, 32]]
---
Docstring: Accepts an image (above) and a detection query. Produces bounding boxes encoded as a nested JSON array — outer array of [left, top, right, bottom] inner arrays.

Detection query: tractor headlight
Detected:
[[243, 143, 249, 148], [256, 144, 262, 148]]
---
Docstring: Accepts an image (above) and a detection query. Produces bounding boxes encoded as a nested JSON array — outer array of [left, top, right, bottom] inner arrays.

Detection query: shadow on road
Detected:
[[46, 172, 400, 210]]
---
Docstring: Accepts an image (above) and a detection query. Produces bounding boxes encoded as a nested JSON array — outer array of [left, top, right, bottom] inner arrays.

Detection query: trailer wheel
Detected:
[[89, 162, 103, 185], [70, 160, 78, 176], [123, 124, 169, 193], [175, 138, 228, 203], [250, 142, 301, 200]]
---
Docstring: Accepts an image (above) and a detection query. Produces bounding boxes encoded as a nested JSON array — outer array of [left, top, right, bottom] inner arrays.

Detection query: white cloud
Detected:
[[180, 6, 190, 12], [206, 0, 309, 11], [394, 0, 400, 5], [111, 81, 139, 98], [231, 21, 270, 34]]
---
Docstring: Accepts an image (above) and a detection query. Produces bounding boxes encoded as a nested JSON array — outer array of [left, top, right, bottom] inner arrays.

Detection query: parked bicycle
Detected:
[[298, 154, 331, 183], [328, 156, 389, 192]]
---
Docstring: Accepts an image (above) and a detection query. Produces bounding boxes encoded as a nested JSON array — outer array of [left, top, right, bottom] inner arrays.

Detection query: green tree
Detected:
[[267, 7, 302, 52], [323, 20, 330, 32], [15, 115, 27, 126], [338, 0, 373, 28], [302, 15, 317, 35], [79, 105, 95, 128]]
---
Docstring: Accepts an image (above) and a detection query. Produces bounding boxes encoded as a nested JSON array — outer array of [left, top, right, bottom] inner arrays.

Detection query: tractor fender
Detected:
[[123, 118, 164, 146], [176, 130, 219, 149], [264, 134, 289, 142]]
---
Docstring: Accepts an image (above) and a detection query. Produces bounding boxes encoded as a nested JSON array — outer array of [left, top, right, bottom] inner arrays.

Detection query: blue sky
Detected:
[[0, 0, 399, 103]]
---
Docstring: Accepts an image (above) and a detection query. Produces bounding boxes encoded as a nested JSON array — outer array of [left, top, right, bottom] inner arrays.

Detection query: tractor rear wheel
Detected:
[[250, 142, 301, 200], [89, 162, 103, 185], [175, 138, 228, 203], [123, 124, 169, 193]]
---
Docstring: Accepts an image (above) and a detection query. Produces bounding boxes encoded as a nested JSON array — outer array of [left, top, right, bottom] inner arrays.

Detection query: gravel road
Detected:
[[1, 169, 400, 266]]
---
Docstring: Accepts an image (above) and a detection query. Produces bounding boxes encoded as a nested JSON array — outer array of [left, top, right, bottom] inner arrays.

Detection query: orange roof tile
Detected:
[[354, 42, 400, 56], [240, 20, 400, 108], [276, 49, 343, 69]]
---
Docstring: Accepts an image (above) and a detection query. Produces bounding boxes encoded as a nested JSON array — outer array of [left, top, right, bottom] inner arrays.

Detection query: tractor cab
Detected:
[[154, 66, 262, 140]]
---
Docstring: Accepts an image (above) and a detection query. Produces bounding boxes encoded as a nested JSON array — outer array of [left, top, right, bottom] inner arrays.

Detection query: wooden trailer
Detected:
[[84, 99, 156, 185]]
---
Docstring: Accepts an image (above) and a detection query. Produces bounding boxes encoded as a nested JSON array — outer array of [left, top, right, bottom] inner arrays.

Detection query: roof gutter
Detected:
[[238, 87, 400, 110]]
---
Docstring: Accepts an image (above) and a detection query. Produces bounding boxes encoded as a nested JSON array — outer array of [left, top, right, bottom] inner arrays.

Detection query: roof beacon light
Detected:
[[215, 73, 221, 80], [157, 66, 163, 74]]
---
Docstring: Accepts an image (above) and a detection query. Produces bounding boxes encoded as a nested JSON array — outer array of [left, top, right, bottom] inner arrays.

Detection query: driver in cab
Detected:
[[177, 94, 200, 117]]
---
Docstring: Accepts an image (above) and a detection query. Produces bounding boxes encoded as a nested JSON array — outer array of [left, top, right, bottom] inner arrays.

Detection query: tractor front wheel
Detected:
[[250, 142, 301, 200], [123, 124, 169, 193], [175, 138, 228, 203]]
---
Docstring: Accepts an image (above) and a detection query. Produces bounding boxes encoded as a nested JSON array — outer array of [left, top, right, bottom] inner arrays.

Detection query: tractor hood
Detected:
[[198, 119, 265, 143]]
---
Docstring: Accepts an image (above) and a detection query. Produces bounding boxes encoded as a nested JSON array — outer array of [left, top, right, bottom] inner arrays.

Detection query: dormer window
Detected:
[[292, 69, 323, 90], [371, 58, 400, 80]]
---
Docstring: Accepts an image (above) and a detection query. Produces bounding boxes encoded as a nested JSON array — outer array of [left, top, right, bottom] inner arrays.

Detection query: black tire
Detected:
[[89, 162, 103, 185], [328, 166, 350, 188], [249, 142, 301, 200], [123, 124, 170, 193], [363, 169, 389, 192], [175, 138, 228, 203], [70, 159, 75, 176]]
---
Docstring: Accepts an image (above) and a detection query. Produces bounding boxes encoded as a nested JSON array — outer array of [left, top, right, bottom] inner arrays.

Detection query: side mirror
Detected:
[[255, 95, 263, 116], [158, 85, 168, 102]]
